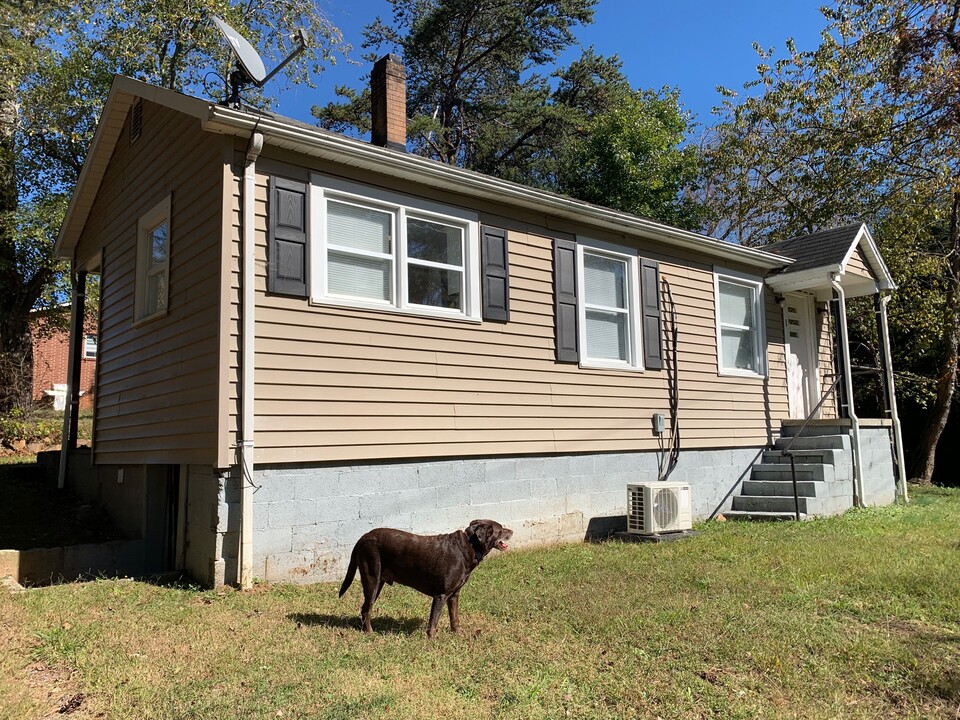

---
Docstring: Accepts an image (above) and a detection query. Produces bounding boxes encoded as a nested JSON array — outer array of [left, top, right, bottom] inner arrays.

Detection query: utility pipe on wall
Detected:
[[239, 131, 264, 590], [831, 276, 865, 507]]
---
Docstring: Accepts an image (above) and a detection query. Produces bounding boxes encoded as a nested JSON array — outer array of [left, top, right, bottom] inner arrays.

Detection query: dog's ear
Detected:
[[466, 519, 490, 545]]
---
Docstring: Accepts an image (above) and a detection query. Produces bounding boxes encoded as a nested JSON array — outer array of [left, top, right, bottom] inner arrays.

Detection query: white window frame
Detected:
[[83, 334, 98, 359], [576, 238, 643, 371], [714, 269, 767, 377], [309, 174, 481, 322], [134, 195, 171, 324]]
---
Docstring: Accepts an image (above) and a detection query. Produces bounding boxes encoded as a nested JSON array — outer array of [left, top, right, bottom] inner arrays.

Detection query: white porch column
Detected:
[[832, 277, 865, 507], [878, 293, 908, 502]]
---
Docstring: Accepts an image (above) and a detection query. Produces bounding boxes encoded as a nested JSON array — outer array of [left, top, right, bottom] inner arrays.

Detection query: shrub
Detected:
[[0, 407, 63, 445]]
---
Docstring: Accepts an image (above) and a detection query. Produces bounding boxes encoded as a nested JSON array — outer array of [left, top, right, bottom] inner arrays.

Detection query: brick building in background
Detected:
[[31, 314, 97, 410]]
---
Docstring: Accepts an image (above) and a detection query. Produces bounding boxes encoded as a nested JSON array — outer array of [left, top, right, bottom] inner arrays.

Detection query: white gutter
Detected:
[[879, 293, 908, 502], [203, 106, 790, 272], [240, 131, 264, 590], [832, 275, 865, 507]]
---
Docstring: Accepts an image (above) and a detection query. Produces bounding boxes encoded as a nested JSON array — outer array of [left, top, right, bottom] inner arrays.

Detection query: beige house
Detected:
[[53, 62, 905, 588]]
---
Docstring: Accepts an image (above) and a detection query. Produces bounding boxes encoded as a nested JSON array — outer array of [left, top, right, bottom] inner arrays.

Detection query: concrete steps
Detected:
[[727, 425, 856, 521], [773, 435, 851, 451]]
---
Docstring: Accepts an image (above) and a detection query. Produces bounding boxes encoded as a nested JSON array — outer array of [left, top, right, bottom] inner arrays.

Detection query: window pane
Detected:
[[150, 224, 168, 269], [83, 334, 98, 358], [407, 265, 463, 310], [721, 327, 757, 372], [145, 271, 167, 316], [719, 281, 755, 328], [584, 253, 626, 309], [586, 309, 627, 361], [407, 219, 463, 266], [328, 201, 392, 254], [328, 250, 392, 301]]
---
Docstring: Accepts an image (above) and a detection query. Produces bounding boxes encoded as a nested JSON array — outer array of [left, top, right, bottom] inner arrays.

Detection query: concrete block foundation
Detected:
[[231, 447, 765, 585]]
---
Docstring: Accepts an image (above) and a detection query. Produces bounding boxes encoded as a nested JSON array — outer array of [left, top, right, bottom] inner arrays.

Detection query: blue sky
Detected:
[[267, 0, 829, 132]]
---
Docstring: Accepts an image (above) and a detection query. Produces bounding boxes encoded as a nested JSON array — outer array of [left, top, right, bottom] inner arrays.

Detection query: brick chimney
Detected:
[[371, 54, 407, 151]]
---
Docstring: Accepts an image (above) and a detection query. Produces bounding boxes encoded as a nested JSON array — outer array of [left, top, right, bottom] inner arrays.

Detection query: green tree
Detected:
[[701, 0, 960, 484], [340, 0, 597, 167], [562, 87, 701, 230], [314, 0, 701, 228], [0, 0, 346, 412]]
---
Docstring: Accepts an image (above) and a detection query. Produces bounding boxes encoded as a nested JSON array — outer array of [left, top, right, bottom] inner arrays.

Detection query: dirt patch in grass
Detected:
[[0, 589, 92, 720], [0, 463, 120, 551]]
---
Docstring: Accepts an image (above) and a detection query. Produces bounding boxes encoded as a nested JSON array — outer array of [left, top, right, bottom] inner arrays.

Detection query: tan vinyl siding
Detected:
[[226, 167, 791, 465], [845, 245, 875, 280], [817, 305, 838, 418], [75, 101, 224, 465]]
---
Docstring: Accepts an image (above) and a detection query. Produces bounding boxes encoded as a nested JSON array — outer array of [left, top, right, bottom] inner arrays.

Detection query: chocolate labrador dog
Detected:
[[339, 519, 513, 637]]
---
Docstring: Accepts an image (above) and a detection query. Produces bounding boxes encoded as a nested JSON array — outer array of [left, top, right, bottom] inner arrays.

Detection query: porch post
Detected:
[[57, 266, 86, 490], [876, 293, 908, 502], [831, 277, 865, 507]]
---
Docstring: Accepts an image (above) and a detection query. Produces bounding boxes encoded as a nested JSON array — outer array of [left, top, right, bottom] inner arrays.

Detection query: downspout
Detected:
[[240, 130, 264, 589], [831, 275, 865, 507], [878, 292, 908, 503], [58, 267, 86, 490]]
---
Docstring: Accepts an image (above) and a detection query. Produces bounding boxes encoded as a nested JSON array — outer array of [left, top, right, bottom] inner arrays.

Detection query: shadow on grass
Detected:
[[903, 627, 960, 705], [288, 612, 422, 635]]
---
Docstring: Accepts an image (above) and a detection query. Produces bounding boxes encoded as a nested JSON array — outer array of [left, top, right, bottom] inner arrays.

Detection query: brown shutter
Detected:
[[641, 258, 663, 370], [481, 225, 510, 322], [268, 176, 308, 297], [553, 238, 579, 363]]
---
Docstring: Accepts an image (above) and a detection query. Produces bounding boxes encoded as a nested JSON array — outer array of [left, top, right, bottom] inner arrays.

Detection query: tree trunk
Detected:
[[0, 80, 32, 414], [0, 320, 33, 412], [908, 191, 960, 484]]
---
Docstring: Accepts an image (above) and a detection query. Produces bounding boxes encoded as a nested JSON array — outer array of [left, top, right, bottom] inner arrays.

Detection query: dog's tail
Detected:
[[338, 544, 359, 598]]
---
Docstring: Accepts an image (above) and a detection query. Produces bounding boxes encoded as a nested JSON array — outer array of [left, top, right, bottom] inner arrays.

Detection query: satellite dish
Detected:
[[212, 15, 309, 106]]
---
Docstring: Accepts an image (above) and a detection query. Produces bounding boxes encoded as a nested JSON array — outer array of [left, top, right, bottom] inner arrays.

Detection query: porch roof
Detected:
[[763, 223, 896, 299]]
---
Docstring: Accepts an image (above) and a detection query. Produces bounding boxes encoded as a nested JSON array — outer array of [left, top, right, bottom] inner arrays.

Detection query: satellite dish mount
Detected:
[[212, 16, 309, 107]]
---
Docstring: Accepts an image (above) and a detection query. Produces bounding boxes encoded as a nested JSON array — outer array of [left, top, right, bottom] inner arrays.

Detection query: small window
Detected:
[[135, 195, 171, 323], [576, 240, 642, 370], [715, 272, 766, 376], [312, 175, 480, 321], [83, 334, 98, 359]]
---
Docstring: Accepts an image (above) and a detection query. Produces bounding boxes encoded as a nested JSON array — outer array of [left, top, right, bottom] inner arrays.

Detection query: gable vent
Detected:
[[130, 99, 143, 144]]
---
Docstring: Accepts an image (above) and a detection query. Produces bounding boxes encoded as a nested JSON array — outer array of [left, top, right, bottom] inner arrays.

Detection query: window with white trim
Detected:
[[311, 175, 480, 320], [83, 334, 98, 359], [577, 240, 643, 370], [135, 195, 171, 323], [715, 272, 766, 376]]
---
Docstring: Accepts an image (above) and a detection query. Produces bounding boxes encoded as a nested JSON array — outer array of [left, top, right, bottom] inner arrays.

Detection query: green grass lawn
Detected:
[[2, 486, 959, 720]]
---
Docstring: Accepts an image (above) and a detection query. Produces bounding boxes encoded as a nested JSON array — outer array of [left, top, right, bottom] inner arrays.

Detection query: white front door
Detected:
[[783, 293, 819, 419]]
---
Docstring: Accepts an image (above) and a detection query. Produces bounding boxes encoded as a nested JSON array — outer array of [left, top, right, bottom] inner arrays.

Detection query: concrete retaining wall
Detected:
[[0, 539, 145, 587]]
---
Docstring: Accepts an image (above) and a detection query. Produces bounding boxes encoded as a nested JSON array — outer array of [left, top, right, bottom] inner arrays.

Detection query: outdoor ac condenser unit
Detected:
[[627, 482, 693, 534]]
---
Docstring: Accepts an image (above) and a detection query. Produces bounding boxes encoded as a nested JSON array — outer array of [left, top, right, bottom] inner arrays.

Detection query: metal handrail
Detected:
[[780, 377, 842, 520]]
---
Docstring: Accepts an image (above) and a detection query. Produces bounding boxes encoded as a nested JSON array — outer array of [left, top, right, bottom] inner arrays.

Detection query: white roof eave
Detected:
[[54, 76, 794, 274], [55, 76, 220, 259], [851, 225, 897, 291], [765, 265, 842, 294], [204, 106, 792, 272]]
